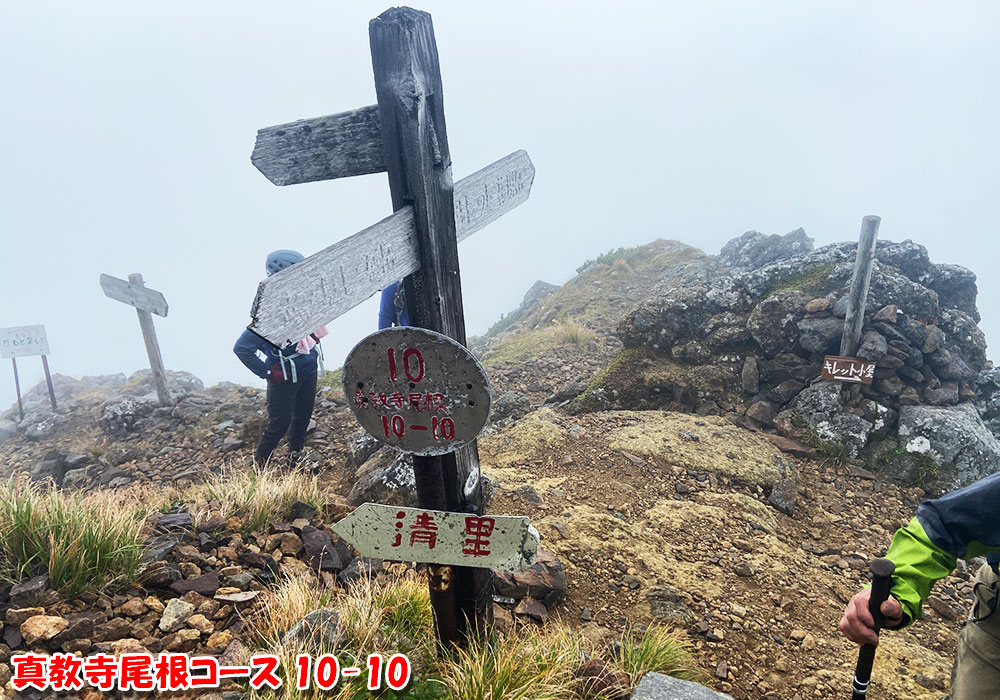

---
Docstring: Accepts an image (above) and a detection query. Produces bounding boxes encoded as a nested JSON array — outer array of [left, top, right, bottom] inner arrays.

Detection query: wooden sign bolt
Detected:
[[247, 7, 535, 649]]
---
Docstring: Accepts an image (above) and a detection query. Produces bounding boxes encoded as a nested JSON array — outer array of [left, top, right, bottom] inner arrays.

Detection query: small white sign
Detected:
[[0, 325, 50, 359], [332, 503, 539, 573]]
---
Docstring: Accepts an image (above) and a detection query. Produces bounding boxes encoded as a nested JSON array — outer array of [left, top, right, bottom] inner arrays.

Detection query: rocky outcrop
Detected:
[[574, 232, 992, 478], [897, 403, 1000, 490], [718, 228, 814, 273]]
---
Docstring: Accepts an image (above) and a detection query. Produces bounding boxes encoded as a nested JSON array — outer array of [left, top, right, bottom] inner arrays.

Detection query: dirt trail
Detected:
[[480, 407, 969, 700]]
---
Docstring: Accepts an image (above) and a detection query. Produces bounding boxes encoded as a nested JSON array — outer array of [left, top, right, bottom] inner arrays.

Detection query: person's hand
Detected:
[[267, 367, 285, 383], [839, 589, 904, 645]]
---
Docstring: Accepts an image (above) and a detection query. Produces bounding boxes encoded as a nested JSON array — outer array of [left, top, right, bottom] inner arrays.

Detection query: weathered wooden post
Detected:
[[11, 358, 24, 421], [369, 7, 490, 644], [839, 215, 881, 357], [100, 273, 172, 406], [246, 5, 536, 649], [1, 324, 56, 417]]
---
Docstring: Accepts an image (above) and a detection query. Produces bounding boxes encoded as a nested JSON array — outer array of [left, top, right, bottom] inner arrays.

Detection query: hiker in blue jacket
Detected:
[[234, 250, 327, 467], [378, 281, 410, 329]]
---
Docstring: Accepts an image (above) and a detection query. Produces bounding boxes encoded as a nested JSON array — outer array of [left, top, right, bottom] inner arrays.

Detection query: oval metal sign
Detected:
[[343, 327, 492, 456]]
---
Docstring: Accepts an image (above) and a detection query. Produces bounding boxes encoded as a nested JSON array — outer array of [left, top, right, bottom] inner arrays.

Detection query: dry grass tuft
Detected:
[[0, 478, 147, 596], [611, 625, 704, 686], [552, 320, 597, 347]]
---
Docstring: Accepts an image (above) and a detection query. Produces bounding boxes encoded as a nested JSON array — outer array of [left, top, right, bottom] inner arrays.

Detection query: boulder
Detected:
[[283, 609, 344, 651], [857, 331, 888, 362], [491, 391, 533, 423], [898, 404, 1000, 490], [873, 239, 933, 281], [646, 585, 695, 623], [30, 451, 71, 485], [348, 449, 416, 507], [797, 317, 844, 354], [977, 368, 1000, 440], [493, 548, 566, 609], [630, 672, 734, 699], [793, 382, 871, 458], [346, 429, 381, 468], [98, 398, 153, 437], [924, 263, 979, 320], [746, 401, 777, 426], [747, 291, 809, 355], [718, 228, 814, 273], [24, 414, 67, 441], [300, 526, 352, 572], [767, 477, 798, 516], [938, 309, 988, 368]]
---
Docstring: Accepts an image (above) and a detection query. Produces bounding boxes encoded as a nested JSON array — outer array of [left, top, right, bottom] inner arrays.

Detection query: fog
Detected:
[[2, 0, 997, 405]]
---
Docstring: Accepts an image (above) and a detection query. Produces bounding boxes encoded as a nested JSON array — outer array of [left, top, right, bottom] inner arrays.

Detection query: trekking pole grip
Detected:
[[851, 558, 895, 700]]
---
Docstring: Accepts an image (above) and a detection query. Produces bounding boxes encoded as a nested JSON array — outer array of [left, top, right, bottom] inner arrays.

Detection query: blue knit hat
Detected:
[[265, 250, 304, 276]]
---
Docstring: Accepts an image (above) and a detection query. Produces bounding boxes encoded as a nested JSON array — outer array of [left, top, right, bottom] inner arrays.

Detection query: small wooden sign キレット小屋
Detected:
[[821, 355, 877, 384]]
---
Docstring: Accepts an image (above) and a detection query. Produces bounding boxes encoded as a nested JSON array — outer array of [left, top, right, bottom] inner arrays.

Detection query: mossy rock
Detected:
[[604, 411, 786, 488], [478, 408, 567, 467]]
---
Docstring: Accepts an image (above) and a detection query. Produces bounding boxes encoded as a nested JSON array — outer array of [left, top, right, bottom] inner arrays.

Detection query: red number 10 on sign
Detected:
[[381, 415, 455, 440]]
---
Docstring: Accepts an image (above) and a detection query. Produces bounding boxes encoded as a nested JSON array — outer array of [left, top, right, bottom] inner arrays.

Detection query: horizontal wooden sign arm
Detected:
[[100, 273, 169, 317], [248, 150, 534, 346], [250, 104, 386, 186]]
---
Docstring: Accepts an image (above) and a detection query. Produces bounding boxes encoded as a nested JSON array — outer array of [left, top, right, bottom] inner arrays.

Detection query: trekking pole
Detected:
[[851, 558, 895, 699]]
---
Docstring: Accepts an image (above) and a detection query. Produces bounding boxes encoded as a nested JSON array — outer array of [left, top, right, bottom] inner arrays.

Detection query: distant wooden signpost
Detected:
[[0, 324, 57, 420], [817, 215, 881, 388], [247, 7, 535, 647], [100, 273, 172, 406]]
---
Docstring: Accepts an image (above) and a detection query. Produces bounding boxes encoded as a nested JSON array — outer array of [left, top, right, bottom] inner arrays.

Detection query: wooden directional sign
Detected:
[[249, 150, 534, 347], [821, 356, 876, 384], [333, 503, 539, 573], [0, 325, 49, 359], [100, 274, 169, 317], [252, 104, 385, 186], [247, 6, 533, 646], [344, 327, 491, 456], [101, 273, 172, 406]]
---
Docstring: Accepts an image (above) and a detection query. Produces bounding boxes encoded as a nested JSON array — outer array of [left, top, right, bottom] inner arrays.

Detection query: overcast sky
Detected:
[[1, 0, 997, 406]]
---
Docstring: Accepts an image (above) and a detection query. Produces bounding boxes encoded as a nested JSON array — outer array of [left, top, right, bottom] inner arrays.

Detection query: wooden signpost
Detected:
[[840, 215, 881, 357], [100, 273, 172, 406], [817, 216, 882, 388], [0, 324, 57, 420], [333, 504, 538, 573], [247, 7, 535, 647]]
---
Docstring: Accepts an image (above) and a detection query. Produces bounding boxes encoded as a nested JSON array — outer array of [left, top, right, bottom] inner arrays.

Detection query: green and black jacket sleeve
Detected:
[[886, 472, 1000, 627]]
